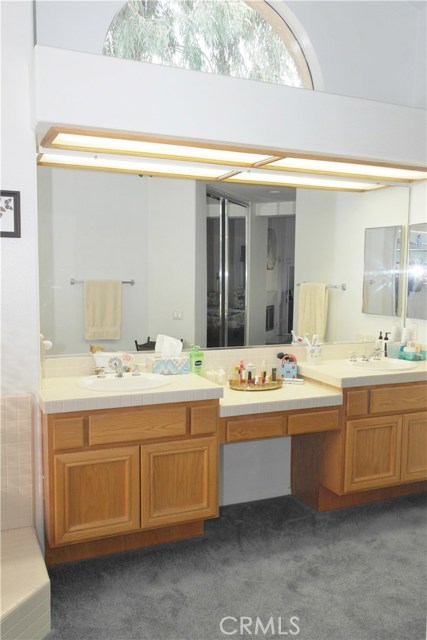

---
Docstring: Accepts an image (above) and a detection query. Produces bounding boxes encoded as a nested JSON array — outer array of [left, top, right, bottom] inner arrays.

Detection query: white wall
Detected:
[[284, 0, 426, 108], [35, 0, 426, 109], [1, 2, 40, 395], [32, 45, 426, 168], [294, 187, 411, 342], [1, 1, 42, 541]]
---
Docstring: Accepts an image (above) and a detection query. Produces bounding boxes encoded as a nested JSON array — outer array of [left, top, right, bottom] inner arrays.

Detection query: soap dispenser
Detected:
[[384, 332, 390, 357], [377, 331, 384, 355]]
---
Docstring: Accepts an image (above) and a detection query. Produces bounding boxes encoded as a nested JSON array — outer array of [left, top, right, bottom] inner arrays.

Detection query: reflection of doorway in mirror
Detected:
[[266, 216, 295, 345], [407, 223, 427, 321], [206, 194, 248, 348]]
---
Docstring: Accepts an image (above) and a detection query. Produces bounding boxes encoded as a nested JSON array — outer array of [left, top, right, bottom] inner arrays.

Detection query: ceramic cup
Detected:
[[306, 344, 322, 364]]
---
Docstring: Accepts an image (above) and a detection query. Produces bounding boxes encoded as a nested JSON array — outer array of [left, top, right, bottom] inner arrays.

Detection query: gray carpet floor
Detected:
[[46, 493, 427, 640]]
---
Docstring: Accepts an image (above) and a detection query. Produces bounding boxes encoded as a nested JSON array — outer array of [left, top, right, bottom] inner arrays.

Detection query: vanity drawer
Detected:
[[88, 407, 187, 445], [370, 384, 427, 415], [288, 409, 340, 435], [52, 416, 85, 451], [226, 416, 284, 442], [190, 405, 218, 436], [346, 390, 369, 417]]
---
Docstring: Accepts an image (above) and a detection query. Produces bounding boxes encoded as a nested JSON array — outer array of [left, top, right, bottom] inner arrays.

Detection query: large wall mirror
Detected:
[[37, 166, 416, 355], [362, 226, 403, 317], [407, 222, 427, 321]]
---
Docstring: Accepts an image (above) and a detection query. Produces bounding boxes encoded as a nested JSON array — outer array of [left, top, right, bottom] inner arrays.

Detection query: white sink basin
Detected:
[[349, 359, 418, 371], [79, 373, 172, 392]]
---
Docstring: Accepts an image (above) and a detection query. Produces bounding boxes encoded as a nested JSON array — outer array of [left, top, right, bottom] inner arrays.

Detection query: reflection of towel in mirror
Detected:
[[297, 283, 328, 341], [84, 280, 122, 339]]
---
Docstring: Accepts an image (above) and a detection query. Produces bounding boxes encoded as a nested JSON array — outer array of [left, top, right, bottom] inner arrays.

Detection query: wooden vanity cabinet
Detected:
[[342, 383, 427, 493], [42, 400, 219, 561], [292, 381, 427, 511]]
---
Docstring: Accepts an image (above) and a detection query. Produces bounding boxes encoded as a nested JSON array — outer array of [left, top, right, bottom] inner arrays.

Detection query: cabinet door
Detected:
[[141, 437, 218, 529], [54, 446, 140, 545], [344, 416, 402, 492], [401, 412, 427, 483]]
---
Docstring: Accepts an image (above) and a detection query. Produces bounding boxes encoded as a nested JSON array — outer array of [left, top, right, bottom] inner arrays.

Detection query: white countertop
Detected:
[[38, 360, 427, 415], [298, 359, 427, 389], [39, 373, 223, 414], [219, 380, 342, 417]]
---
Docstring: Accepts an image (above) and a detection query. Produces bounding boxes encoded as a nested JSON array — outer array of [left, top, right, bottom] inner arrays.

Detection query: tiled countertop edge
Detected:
[[219, 393, 342, 417]]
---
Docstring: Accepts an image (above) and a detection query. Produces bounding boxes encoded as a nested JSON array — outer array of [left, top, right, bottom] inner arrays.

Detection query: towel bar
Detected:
[[297, 282, 347, 291], [70, 278, 135, 286]]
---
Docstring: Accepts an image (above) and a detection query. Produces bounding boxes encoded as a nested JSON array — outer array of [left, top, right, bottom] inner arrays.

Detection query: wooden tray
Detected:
[[229, 380, 283, 391]]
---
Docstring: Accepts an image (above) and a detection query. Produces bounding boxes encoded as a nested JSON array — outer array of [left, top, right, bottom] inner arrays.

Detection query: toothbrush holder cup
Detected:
[[306, 344, 322, 364]]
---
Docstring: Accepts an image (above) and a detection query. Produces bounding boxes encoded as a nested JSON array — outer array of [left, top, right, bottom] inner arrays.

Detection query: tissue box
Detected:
[[147, 356, 190, 375]]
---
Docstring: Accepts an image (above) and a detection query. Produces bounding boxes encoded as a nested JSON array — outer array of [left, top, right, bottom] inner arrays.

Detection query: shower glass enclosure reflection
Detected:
[[207, 194, 248, 347]]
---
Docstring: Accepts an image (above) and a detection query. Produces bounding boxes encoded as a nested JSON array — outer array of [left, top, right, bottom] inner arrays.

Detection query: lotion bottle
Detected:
[[189, 345, 204, 375]]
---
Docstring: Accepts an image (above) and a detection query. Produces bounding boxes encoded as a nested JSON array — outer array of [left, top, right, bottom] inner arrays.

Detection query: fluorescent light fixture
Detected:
[[43, 131, 274, 167], [224, 170, 385, 192], [37, 152, 230, 180], [38, 127, 426, 191], [264, 157, 427, 182]]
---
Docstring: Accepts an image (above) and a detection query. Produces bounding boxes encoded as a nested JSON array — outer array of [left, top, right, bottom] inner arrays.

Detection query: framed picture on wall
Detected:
[[0, 190, 21, 238]]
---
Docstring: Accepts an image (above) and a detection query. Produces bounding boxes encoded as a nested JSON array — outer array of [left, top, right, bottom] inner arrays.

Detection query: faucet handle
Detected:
[[94, 366, 106, 378], [349, 352, 358, 362], [90, 344, 104, 354]]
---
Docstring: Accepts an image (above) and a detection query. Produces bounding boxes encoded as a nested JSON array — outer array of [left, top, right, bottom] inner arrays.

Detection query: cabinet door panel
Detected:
[[141, 437, 218, 528], [345, 416, 402, 492], [401, 412, 427, 482], [54, 446, 140, 545]]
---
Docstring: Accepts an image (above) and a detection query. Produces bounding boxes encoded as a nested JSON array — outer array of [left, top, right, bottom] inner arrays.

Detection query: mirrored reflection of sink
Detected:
[[349, 359, 418, 371], [79, 373, 172, 392]]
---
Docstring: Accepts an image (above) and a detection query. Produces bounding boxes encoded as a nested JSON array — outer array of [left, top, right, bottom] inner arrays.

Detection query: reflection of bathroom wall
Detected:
[[38, 167, 151, 354], [295, 187, 410, 342], [38, 168, 206, 353]]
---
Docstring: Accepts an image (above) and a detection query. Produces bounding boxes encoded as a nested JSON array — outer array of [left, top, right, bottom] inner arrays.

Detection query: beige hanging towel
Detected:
[[297, 283, 329, 341], [84, 280, 122, 340]]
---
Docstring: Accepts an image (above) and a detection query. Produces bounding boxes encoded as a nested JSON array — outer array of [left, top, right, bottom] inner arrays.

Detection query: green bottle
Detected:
[[189, 345, 204, 375]]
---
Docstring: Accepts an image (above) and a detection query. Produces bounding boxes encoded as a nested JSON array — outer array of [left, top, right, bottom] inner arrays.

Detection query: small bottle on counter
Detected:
[[189, 345, 204, 375]]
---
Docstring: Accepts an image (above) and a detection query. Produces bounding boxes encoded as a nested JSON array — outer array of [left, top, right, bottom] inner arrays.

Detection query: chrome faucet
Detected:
[[113, 362, 125, 377], [363, 342, 383, 361]]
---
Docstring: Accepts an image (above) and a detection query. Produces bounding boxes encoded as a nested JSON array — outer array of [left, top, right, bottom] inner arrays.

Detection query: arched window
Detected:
[[103, 0, 313, 88]]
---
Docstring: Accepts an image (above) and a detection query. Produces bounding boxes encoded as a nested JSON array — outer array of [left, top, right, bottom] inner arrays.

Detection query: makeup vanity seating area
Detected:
[[38, 353, 427, 565]]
